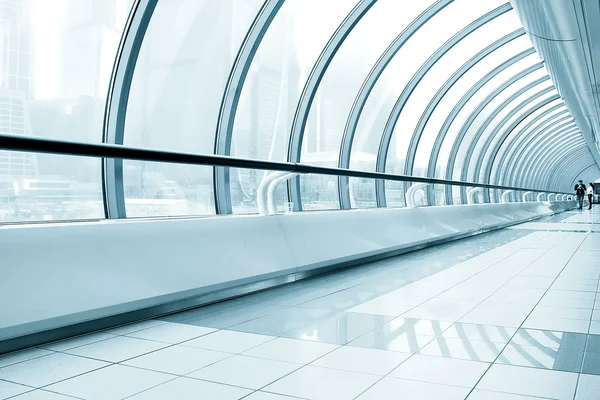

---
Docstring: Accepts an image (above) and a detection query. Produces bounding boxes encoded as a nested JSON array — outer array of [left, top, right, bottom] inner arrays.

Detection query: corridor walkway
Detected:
[[1, 210, 600, 399]]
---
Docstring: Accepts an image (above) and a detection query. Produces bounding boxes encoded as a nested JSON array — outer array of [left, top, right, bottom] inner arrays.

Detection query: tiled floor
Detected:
[[1, 210, 600, 399]]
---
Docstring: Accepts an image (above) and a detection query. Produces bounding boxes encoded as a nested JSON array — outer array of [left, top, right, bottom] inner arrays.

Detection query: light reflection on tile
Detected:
[[497, 343, 584, 373], [419, 337, 505, 362]]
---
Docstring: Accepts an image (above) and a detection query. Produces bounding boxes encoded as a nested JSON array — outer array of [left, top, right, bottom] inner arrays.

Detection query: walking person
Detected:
[[575, 180, 586, 210], [588, 183, 594, 210]]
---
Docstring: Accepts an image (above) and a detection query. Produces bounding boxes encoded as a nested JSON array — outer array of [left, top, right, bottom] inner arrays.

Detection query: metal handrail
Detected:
[[0, 134, 574, 196]]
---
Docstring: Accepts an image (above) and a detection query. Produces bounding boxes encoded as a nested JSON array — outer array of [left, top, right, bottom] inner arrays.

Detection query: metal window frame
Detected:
[[374, 3, 514, 207], [426, 50, 539, 204], [478, 96, 562, 201], [514, 129, 581, 189], [102, 0, 158, 219], [515, 129, 582, 189], [456, 81, 554, 202], [403, 28, 525, 185], [443, 67, 547, 204], [488, 106, 569, 197], [286, 0, 378, 212], [338, 0, 453, 209], [567, 164, 599, 190]]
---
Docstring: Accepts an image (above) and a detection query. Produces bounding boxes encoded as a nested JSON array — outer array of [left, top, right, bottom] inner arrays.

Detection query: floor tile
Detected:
[[443, 323, 516, 344], [123, 345, 231, 375], [467, 389, 554, 399], [65, 336, 168, 362], [347, 329, 434, 354], [510, 329, 587, 350], [590, 321, 600, 335], [581, 351, 600, 375], [184, 330, 275, 354], [419, 337, 505, 362], [39, 332, 116, 352], [311, 346, 410, 376], [105, 320, 166, 335], [522, 316, 590, 334], [263, 365, 379, 400], [529, 306, 592, 321], [9, 390, 79, 399], [460, 311, 528, 328], [0, 348, 53, 369], [585, 334, 600, 352], [0, 353, 108, 387], [189, 354, 301, 389], [389, 354, 489, 387], [280, 312, 392, 345], [539, 297, 594, 309], [243, 338, 338, 364], [243, 392, 305, 400], [45, 365, 172, 400], [575, 374, 600, 399], [180, 304, 287, 329], [476, 364, 579, 400], [356, 377, 470, 400], [0, 380, 33, 398], [125, 322, 216, 344], [497, 343, 584, 372], [346, 300, 413, 317], [127, 377, 251, 400]]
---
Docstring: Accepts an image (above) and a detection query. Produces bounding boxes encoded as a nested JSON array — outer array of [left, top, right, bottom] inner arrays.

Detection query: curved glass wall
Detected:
[[0, 0, 597, 223]]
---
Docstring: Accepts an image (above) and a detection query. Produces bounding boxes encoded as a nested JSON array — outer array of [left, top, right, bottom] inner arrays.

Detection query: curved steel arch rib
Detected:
[[547, 147, 591, 191], [456, 80, 553, 202], [425, 50, 538, 205], [538, 142, 587, 190], [497, 121, 576, 199], [500, 113, 573, 188], [515, 128, 582, 189], [494, 110, 571, 186], [374, 3, 513, 207], [529, 137, 585, 190], [213, 0, 285, 214], [442, 67, 547, 204], [286, 0, 378, 211], [567, 164, 599, 190], [554, 154, 594, 191], [514, 129, 581, 190], [102, 0, 158, 219], [488, 106, 568, 193], [337, 0, 453, 209], [403, 28, 526, 183], [479, 96, 562, 200]]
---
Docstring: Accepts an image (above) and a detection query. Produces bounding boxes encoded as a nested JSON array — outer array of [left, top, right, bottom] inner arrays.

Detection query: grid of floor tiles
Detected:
[[1, 212, 600, 399]]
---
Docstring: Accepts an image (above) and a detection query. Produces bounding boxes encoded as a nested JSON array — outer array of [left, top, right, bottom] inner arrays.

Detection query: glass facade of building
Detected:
[[0, 0, 597, 222]]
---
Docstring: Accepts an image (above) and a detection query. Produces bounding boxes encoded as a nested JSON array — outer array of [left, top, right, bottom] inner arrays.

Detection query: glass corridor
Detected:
[[0, 0, 598, 223]]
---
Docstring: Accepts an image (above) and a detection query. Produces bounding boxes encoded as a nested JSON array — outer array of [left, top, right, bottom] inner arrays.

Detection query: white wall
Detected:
[[0, 201, 573, 343]]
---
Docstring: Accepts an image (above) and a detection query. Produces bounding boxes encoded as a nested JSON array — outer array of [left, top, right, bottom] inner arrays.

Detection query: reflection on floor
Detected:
[[2, 210, 600, 399]]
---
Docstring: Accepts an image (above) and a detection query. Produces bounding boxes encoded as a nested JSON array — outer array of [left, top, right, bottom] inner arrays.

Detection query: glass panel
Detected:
[[390, 11, 522, 176], [349, 177, 376, 208], [413, 26, 529, 177], [384, 180, 406, 208], [435, 53, 543, 179], [232, 0, 357, 162], [123, 0, 263, 217], [351, 0, 506, 174], [0, 153, 102, 222], [300, 174, 339, 211], [451, 67, 549, 181], [302, 0, 437, 172], [123, 161, 214, 218], [0, 0, 132, 222]]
